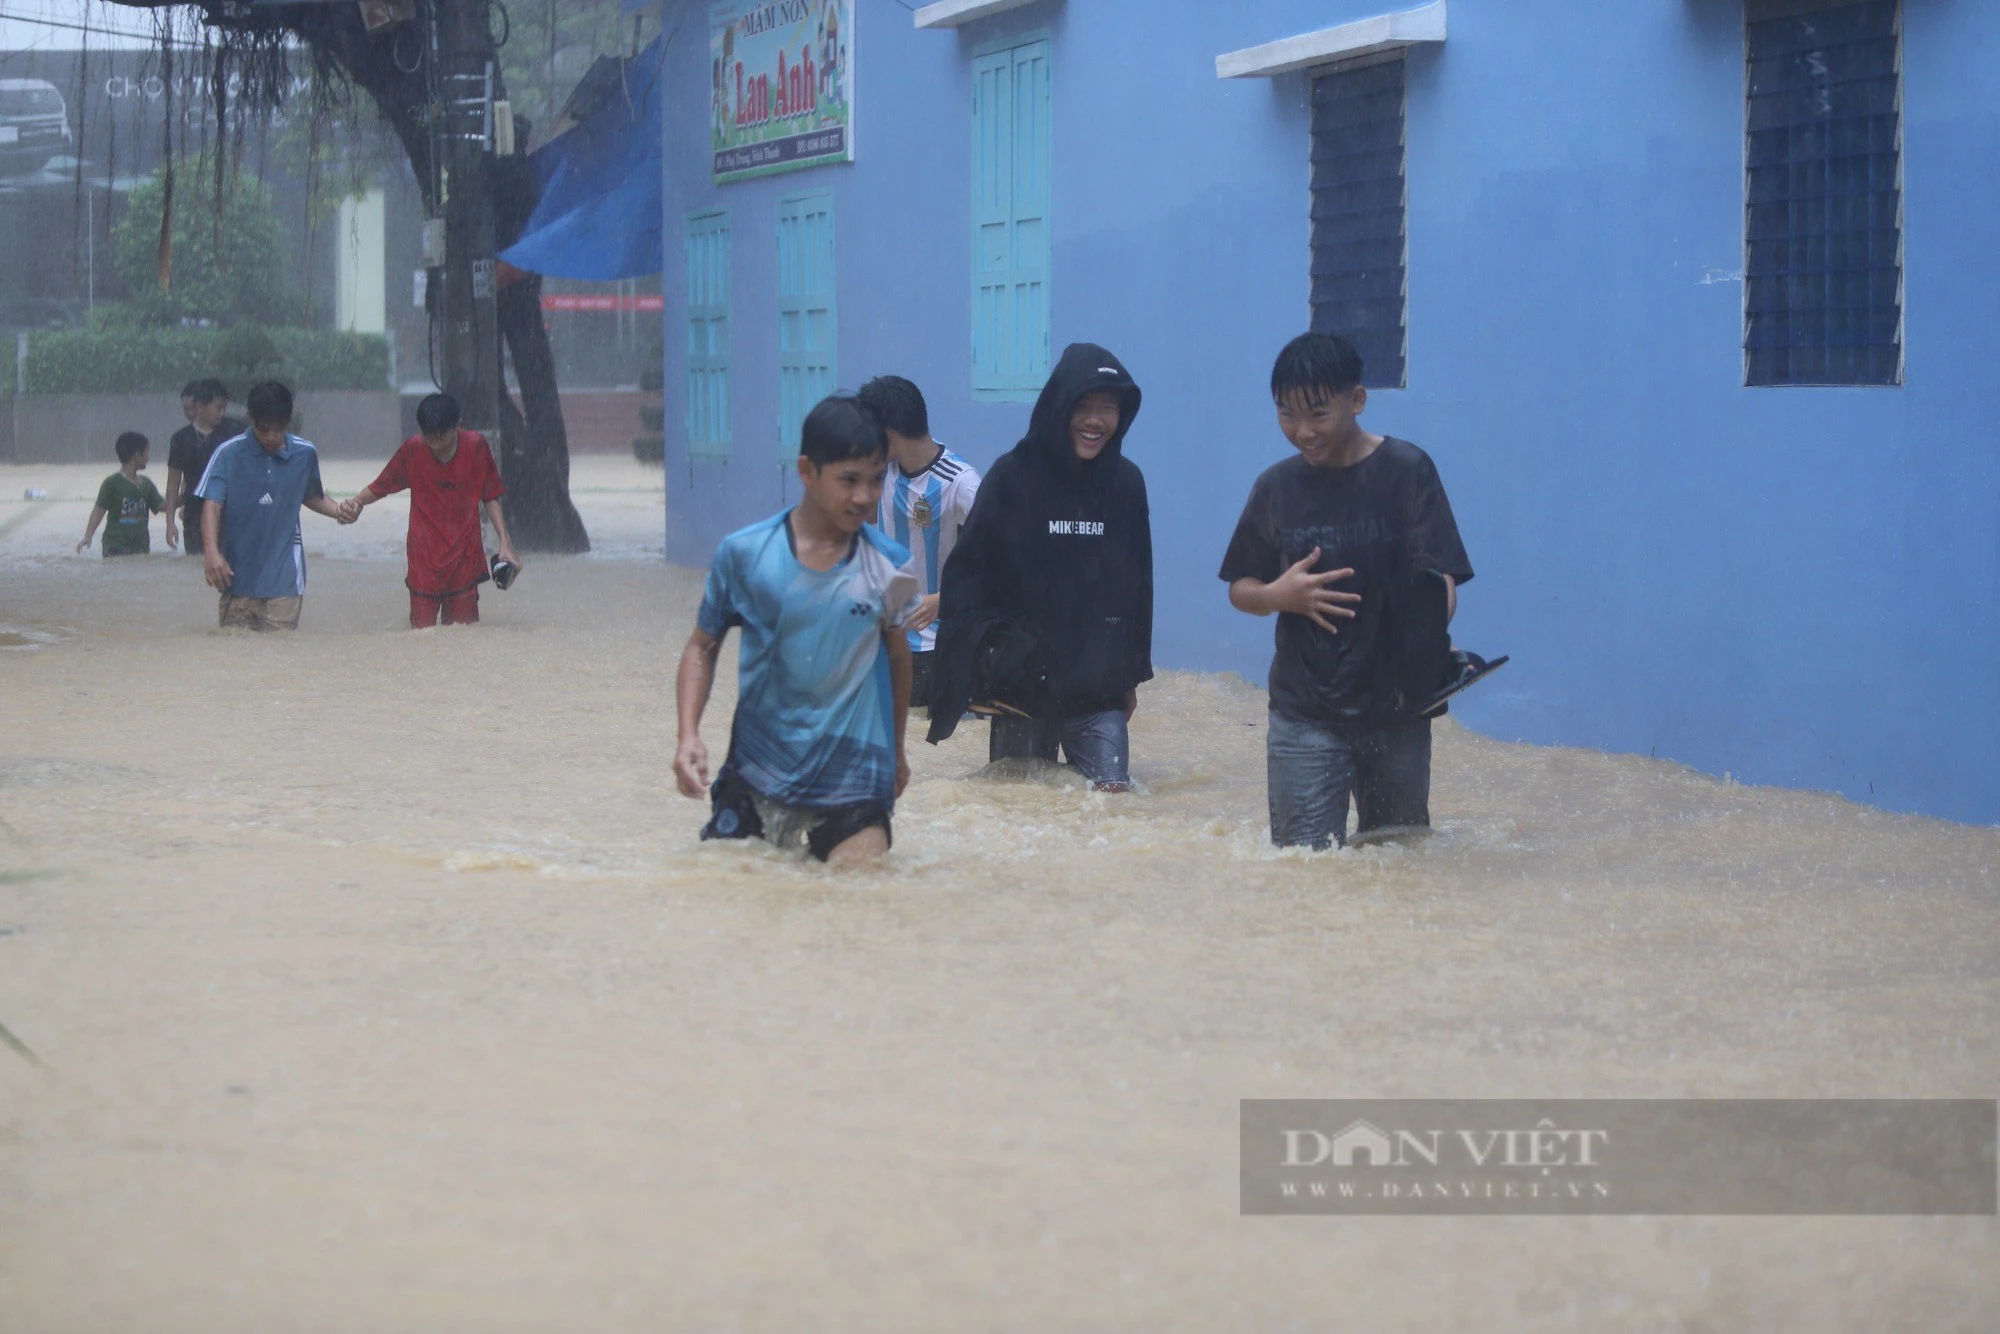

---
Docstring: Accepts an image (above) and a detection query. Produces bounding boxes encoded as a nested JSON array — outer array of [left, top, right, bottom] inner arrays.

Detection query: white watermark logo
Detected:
[[1240, 1099, 1998, 1215], [1283, 1117, 1609, 1170]]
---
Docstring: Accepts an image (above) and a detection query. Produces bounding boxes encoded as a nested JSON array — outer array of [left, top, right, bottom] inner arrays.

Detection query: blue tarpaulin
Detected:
[[500, 37, 664, 281]]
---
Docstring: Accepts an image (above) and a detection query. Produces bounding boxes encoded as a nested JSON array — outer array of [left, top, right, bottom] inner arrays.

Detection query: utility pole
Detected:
[[435, 0, 503, 432]]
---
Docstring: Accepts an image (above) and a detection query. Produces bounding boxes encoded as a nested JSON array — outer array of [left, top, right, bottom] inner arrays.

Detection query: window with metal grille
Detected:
[[1745, 0, 1903, 387], [1309, 55, 1407, 390]]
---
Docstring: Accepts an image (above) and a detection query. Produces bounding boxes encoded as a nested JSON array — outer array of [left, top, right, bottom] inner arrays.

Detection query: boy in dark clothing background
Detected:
[[1219, 333, 1474, 848], [929, 342, 1153, 792], [164, 379, 245, 556]]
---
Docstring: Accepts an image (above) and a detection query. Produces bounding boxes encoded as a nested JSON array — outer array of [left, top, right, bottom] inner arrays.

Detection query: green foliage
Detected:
[[111, 155, 304, 327], [215, 324, 285, 384], [505, 0, 660, 144], [21, 325, 389, 396]]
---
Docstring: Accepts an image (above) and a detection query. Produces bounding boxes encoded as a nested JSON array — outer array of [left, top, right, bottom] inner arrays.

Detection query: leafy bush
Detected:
[[22, 324, 389, 395], [112, 156, 304, 327]]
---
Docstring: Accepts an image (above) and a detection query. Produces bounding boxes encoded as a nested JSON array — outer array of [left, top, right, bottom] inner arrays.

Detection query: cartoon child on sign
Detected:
[[713, 55, 727, 143], [716, 24, 736, 146], [820, 5, 841, 110]]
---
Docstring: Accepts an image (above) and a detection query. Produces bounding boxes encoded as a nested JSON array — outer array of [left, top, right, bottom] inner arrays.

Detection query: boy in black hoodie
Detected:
[[927, 343, 1153, 791], [1219, 333, 1474, 849]]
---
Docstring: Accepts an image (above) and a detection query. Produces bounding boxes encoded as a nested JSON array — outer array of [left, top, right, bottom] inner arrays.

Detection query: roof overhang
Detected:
[[1215, 0, 1446, 79], [912, 0, 1042, 29]]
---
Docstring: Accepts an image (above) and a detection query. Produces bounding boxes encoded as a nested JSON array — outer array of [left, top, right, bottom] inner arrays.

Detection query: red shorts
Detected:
[[410, 588, 479, 628]]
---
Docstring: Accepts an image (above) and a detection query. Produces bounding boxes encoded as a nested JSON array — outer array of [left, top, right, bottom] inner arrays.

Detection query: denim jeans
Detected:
[[1266, 711, 1431, 849], [989, 709, 1131, 787]]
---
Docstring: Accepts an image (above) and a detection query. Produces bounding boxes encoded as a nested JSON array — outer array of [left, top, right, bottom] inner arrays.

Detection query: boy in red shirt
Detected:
[[343, 393, 521, 627]]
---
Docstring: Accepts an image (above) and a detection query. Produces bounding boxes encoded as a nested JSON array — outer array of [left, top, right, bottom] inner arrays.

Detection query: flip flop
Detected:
[[1417, 651, 1509, 718]]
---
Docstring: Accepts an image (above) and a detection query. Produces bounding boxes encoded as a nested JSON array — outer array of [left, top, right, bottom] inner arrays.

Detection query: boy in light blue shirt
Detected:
[[195, 381, 351, 631], [673, 394, 921, 865]]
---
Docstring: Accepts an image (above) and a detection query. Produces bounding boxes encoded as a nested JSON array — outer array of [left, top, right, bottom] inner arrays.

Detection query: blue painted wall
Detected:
[[659, 0, 2000, 825]]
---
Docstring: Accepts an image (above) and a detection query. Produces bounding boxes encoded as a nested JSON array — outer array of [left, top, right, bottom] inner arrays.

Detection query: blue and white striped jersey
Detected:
[[877, 444, 982, 652]]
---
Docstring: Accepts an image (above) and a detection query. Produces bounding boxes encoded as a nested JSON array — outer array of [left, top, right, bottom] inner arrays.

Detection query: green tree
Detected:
[[111, 155, 303, 327]]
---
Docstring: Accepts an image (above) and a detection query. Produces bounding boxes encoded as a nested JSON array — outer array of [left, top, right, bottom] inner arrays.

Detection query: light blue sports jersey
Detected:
[[193, 432, 324, 599], [698, 512, 921, 809], [877, 444, 981, 653]]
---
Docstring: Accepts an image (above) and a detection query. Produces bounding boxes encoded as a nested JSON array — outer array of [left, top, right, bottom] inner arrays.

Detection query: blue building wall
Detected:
[[659, 0, 2000, 825]]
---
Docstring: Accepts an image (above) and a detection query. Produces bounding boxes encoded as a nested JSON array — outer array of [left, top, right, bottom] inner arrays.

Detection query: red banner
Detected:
[[540, 294, 665, 313]]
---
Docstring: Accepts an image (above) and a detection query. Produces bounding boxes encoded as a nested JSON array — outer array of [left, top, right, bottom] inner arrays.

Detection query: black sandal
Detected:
[[1416, 650, 1510, 718]]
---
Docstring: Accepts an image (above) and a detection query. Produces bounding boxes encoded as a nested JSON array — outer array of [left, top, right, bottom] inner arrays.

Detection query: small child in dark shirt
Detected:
[[77, 432, 165, 558], [1218, 333, 1475, 850]]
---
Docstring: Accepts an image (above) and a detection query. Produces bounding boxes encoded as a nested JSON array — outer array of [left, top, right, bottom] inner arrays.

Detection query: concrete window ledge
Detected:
[[912, 0, 1041, 29], [1215, 0, 1446, 79]]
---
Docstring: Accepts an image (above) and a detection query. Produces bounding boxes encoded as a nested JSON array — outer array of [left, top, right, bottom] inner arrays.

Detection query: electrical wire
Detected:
[[0, 9, 167, 42], [391, 21, 424, 75], [0, 7, 194, 44]]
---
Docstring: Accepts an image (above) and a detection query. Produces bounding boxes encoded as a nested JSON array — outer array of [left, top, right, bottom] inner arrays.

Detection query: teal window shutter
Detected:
[[972, 37, 1050, 400], [776, 191, 837, 461], [684, 208, 731, 460]]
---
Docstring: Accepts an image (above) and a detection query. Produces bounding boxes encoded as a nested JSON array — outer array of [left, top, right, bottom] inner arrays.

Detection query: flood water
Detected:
[[2, 458, 1996, 1330]]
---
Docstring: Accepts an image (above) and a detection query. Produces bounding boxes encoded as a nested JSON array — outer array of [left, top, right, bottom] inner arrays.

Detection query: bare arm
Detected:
[[1443, 573, 1457, 624], [885, 628, 912, 797], [673, 627, 723, 797], [201, 501, 232, 590], [483, 496, 520, 565], [303, 494, 345, 521], [163, 468, 184, 547], [75, 505, 106, 554]]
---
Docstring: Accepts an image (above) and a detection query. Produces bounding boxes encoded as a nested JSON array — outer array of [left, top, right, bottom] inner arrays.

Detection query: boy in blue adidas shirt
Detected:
[[195, 381, 352, 632], [674, 394, 922, 866], [857, 375, 981, 711]]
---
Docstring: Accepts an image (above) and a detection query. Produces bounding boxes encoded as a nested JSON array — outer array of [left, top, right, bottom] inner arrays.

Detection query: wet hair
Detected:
[[180, 379, 202, 400], [1271, 332, 1365, 406], [854, 375, 929, 440], [799, 393, 886, 468], [416, 392, 461, 435], [190, 378, 228, 407], [114, 431, 149, 464], [245, 381, 293, 426]]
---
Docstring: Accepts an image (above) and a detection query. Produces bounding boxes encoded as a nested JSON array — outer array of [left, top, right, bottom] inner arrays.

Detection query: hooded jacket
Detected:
[[927, 343, 1153, 741]]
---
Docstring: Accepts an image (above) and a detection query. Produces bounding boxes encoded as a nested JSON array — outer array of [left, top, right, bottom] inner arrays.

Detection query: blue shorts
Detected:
[[1266, 711, 1431, 849], [989, 708, 1131, 787]]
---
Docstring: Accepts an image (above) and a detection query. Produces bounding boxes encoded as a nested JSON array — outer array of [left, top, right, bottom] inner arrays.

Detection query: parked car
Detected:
[[0, 297, 81, 332], [0, 80, 73, 177]]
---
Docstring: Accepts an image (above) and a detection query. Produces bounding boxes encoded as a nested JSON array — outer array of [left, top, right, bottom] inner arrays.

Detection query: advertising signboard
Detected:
[[710, 0, 852, 185]]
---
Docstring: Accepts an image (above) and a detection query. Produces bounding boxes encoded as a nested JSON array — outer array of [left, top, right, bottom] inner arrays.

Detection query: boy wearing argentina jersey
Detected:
[[674, 394, 922, 866], [857, 375, 981, 710]]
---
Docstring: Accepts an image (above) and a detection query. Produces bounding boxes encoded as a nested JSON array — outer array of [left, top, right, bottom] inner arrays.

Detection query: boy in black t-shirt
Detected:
[[164, 378, 245, 556], [1218, 333, 1474, 849]]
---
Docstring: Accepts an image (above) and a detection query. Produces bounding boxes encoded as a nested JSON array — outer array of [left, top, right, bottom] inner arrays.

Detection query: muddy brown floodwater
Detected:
[[1, 459, 1996, 1330]]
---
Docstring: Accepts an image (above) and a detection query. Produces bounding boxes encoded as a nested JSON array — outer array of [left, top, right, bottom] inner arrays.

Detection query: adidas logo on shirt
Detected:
[[258, 493, 274, 505]]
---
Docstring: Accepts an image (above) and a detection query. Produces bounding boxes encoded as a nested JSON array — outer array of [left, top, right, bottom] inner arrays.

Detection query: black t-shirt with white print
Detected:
[[1218, 437, 1473, 726]]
